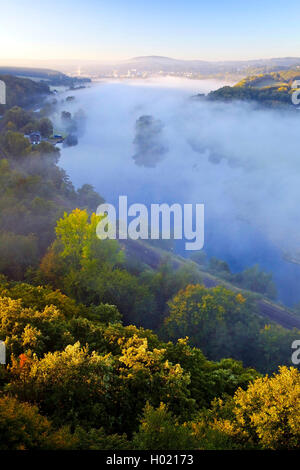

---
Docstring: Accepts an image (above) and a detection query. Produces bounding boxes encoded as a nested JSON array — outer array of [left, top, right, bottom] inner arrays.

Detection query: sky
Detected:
[[0, 0, 300, 63]]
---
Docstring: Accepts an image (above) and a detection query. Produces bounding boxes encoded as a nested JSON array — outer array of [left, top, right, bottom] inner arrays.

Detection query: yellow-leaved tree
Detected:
[[211, 366, 300, 449]]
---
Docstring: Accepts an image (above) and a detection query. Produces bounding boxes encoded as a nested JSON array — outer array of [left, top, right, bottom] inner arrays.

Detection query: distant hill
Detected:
[[235, 69, 300, 88], [0, 74, 51, 113], [92, 55, 300, 78], [0, 66, 91, 87], [0, 66, 66, 80], [205, 68, 300, 108], [127, 55, 300, 70]]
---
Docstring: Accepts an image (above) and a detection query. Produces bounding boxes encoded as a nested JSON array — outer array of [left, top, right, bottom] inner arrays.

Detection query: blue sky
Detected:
[[1, 0, 299, 62]]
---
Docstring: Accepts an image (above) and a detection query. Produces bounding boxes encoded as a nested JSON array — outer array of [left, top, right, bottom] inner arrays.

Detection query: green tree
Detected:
[[164, 284, 262, 363], [133, 403, 197, 450], [0, 131, 32, 158], [0, 232, 38, 279], [0, 395, 75, 450], [9, 342, 118, 430], [231, 264, 277, 299], [38, 118, 53, 138], [3, 106, 32, 130], [210, 367, 300, 449]]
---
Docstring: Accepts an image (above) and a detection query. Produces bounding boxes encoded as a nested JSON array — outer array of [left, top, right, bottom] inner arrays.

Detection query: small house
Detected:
[[29, 132, 41, 145], [53, 134, 64, 143]]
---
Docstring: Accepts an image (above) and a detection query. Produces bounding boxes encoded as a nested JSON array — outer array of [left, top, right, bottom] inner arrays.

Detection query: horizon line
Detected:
[[1, 54, 300, 66]]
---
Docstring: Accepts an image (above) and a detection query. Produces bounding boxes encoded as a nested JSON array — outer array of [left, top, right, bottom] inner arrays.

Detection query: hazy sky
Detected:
[[0, 0, 299, 63]]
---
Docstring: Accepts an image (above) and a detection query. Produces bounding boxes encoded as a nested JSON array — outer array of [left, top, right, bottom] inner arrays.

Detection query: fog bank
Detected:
[[58, 77, 300, 305]]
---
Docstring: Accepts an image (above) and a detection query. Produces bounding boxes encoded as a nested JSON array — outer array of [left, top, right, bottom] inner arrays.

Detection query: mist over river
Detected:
[[58, 77, 300, 306]]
